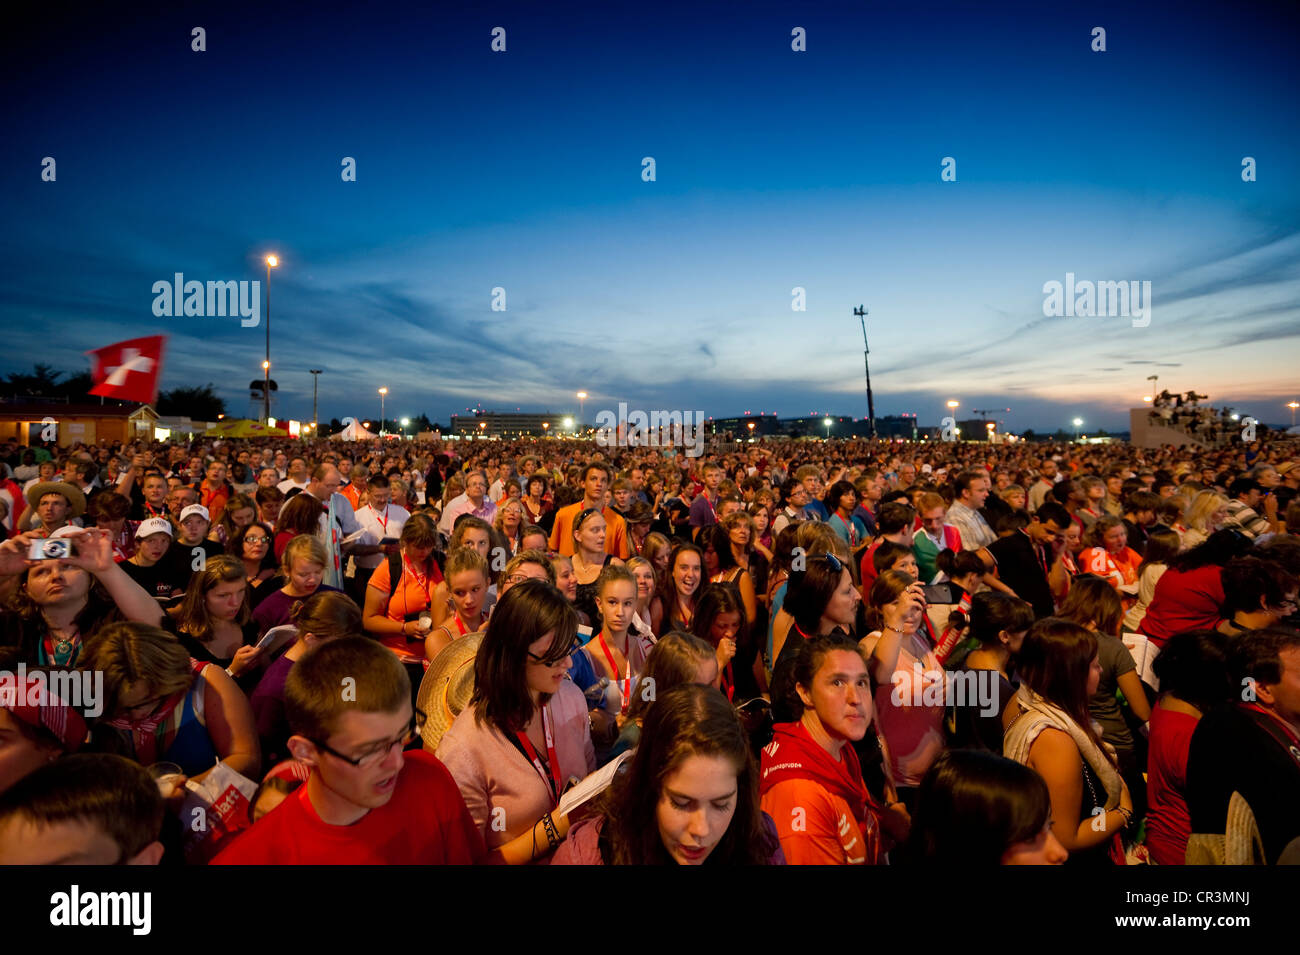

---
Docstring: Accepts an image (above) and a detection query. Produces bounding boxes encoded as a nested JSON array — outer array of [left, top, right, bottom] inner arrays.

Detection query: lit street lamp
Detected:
[[263, 254, 278, 423], [576, 392, 587, 426], [378, 387, 388, 435], [823, 417, 833, 440], [1289, 401, 1299, 428], [400, 417, 410, 438], [1072, 417, 1083, 440]]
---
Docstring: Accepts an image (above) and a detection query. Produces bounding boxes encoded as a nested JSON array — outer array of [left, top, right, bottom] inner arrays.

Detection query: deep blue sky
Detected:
[[3, 0, 1298, 432]]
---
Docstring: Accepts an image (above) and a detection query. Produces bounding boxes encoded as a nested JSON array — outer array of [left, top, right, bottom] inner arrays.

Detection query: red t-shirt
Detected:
[[1144, 703, 1198, 866], [212, 751, 485, 864], [859, 539, 883, 592], [1137, 565, 1224, 647]]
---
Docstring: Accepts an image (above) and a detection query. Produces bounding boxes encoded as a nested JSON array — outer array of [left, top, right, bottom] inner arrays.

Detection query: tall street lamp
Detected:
[[1073, 417, 1083, 440], [1289, 401, 1299, 428], [576, 391, 587, 426], [263, 254, 278, 423], [309, 369, 322, 430], [823, 417, 833, 440], [378, 387, 388, 435]]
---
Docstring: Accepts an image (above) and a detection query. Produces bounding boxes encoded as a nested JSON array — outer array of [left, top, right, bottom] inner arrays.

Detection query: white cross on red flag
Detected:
[[86, 335, 167, 405]]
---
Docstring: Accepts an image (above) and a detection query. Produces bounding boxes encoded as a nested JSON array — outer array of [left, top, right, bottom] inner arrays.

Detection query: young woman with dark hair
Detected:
[[1058, 574, 1152, 779], [953, 591, 1035, 752], [229, 520, 277, 595], [657, 542, 704, 633], [1003, 618, 1133, 866], [571, 507, 619, 625], [760, 633, 886, 864], [904, 749, 1067, 865], [691, 582, 746, 702], [435, 580, 595, 864], [824, 479, 861, 549], [272, 493, 325, 561], [554, 683, 783, 865], [770, 553, 861, 723], [1145, 629, 1235, 865]]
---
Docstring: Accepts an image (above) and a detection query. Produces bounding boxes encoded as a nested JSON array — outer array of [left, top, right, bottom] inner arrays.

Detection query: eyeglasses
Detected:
[[310, 709, 426, 768], [527, 638, 581, 667], [244, 536, 270, 544]]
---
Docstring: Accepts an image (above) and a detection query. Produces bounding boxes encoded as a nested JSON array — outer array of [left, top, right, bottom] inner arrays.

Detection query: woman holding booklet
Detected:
[[435, 580, 595, 863]]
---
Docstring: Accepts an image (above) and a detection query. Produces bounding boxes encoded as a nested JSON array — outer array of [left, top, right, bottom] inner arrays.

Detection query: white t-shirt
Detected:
[[353, 504, 410, 570]]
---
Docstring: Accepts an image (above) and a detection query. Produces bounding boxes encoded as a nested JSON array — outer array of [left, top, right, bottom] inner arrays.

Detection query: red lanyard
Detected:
[[676, 596, 694, 629], [595, 631, 632, 715], [515, 706, 563, 807], [453, 614, 475, 636], [376, 505, 390, 534], [144, 502, 166, 518], [403, 555, 432, 605]]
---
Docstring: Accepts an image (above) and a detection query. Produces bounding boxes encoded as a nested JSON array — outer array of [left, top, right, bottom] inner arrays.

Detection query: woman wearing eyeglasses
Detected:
[[84, 621, 260, 785], [229, 521, 277, 596], [436, 580, 596, 863]]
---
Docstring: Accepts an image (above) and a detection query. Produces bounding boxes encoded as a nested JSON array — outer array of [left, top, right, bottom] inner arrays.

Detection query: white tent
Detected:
[[330, 419, 378, 441]]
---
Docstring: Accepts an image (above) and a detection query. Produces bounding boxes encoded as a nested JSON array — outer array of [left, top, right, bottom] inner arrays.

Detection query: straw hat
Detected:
[[416, 632, 484, 752], [24, 481, 86, 518]]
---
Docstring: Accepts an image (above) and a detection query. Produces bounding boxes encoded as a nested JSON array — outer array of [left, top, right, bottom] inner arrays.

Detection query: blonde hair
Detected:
[[281, 534, 328, 574], [1185, 490, 1229, 533]]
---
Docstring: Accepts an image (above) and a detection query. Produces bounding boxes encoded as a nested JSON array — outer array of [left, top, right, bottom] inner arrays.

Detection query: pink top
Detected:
[[871, 631, 946, 788], [436, 679, 595, 857]]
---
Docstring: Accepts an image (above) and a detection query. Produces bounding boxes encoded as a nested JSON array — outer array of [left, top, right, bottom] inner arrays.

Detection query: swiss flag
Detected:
[[87, 335, 167, 405]]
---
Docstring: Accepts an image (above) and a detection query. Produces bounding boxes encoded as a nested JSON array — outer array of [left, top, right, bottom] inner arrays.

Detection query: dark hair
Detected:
[[1167, 528, 1253, 573], [954, 469, 985, 496], [626, 631, 717, 722], [599, 684, 779, 865], [904, 749, 1052, 866], [1230, 627, 1300, 694], [1057, 574, 1124, 637], [785, 554, 851, 636], [968, 591, 1035, 648], [0, 753, 163, 861], [471, 580, 577, 735], [1016, 618, 1110, 762], [1220, 556, 1295, 617], [788, 632, 865, 720], [87, 490, 130, 522], [876, 501, 915, 536], [1151, 629, 1235, 712], [289, 590, 363, 642], [872, 541, 914, 575], [936, 548, 985, 581], [1125, 489, 1163, 514], [400, 512, 440, 550], [1034, 501, 1072, 530], [275, 492, 325, 537], [657, 542, 705, 608], [691, 582, 747, 647], [228, 520, 274, 560], [1138, 526, 1182, 580], [823, 479, 857, 516], [1228, 477, 1260, 499]]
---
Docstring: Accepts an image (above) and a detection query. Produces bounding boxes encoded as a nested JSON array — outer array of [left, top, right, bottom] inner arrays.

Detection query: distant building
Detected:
[[450, 412, 563, 439], [0, 401, 157, 447]]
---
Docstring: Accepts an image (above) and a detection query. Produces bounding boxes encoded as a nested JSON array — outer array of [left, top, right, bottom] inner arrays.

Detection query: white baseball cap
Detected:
[[49, 525, 83, 540], [179, 504, 210, 523], [135, 517, 174, 539]]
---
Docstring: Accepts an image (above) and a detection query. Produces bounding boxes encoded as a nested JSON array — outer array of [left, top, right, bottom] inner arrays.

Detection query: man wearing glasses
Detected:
[[214, 637, 484, 864]]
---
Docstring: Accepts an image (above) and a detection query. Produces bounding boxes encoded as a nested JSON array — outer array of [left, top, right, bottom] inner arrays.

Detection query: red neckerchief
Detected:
[[594, 630, 632, 715], [515, 705, 563, 807], [759, 721, 869, 822]]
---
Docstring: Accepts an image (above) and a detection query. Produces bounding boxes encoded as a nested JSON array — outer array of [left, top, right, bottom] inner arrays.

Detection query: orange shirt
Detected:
[[368, 556, 444, 665], [548, 502, 630, 559], [760, 778, 875, 865]]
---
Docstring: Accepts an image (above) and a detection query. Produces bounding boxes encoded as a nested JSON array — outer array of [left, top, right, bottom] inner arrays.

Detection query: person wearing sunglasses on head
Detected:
[[436, 579, 596, 863], [214, 635, 483, 864]]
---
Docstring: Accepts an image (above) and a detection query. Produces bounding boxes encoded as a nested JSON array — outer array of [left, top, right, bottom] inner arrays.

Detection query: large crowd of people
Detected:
[[1, 427, 1298, 866]]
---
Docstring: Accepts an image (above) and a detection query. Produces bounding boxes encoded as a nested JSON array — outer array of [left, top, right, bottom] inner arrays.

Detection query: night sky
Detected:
[[3, 0, 1298, 432]]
